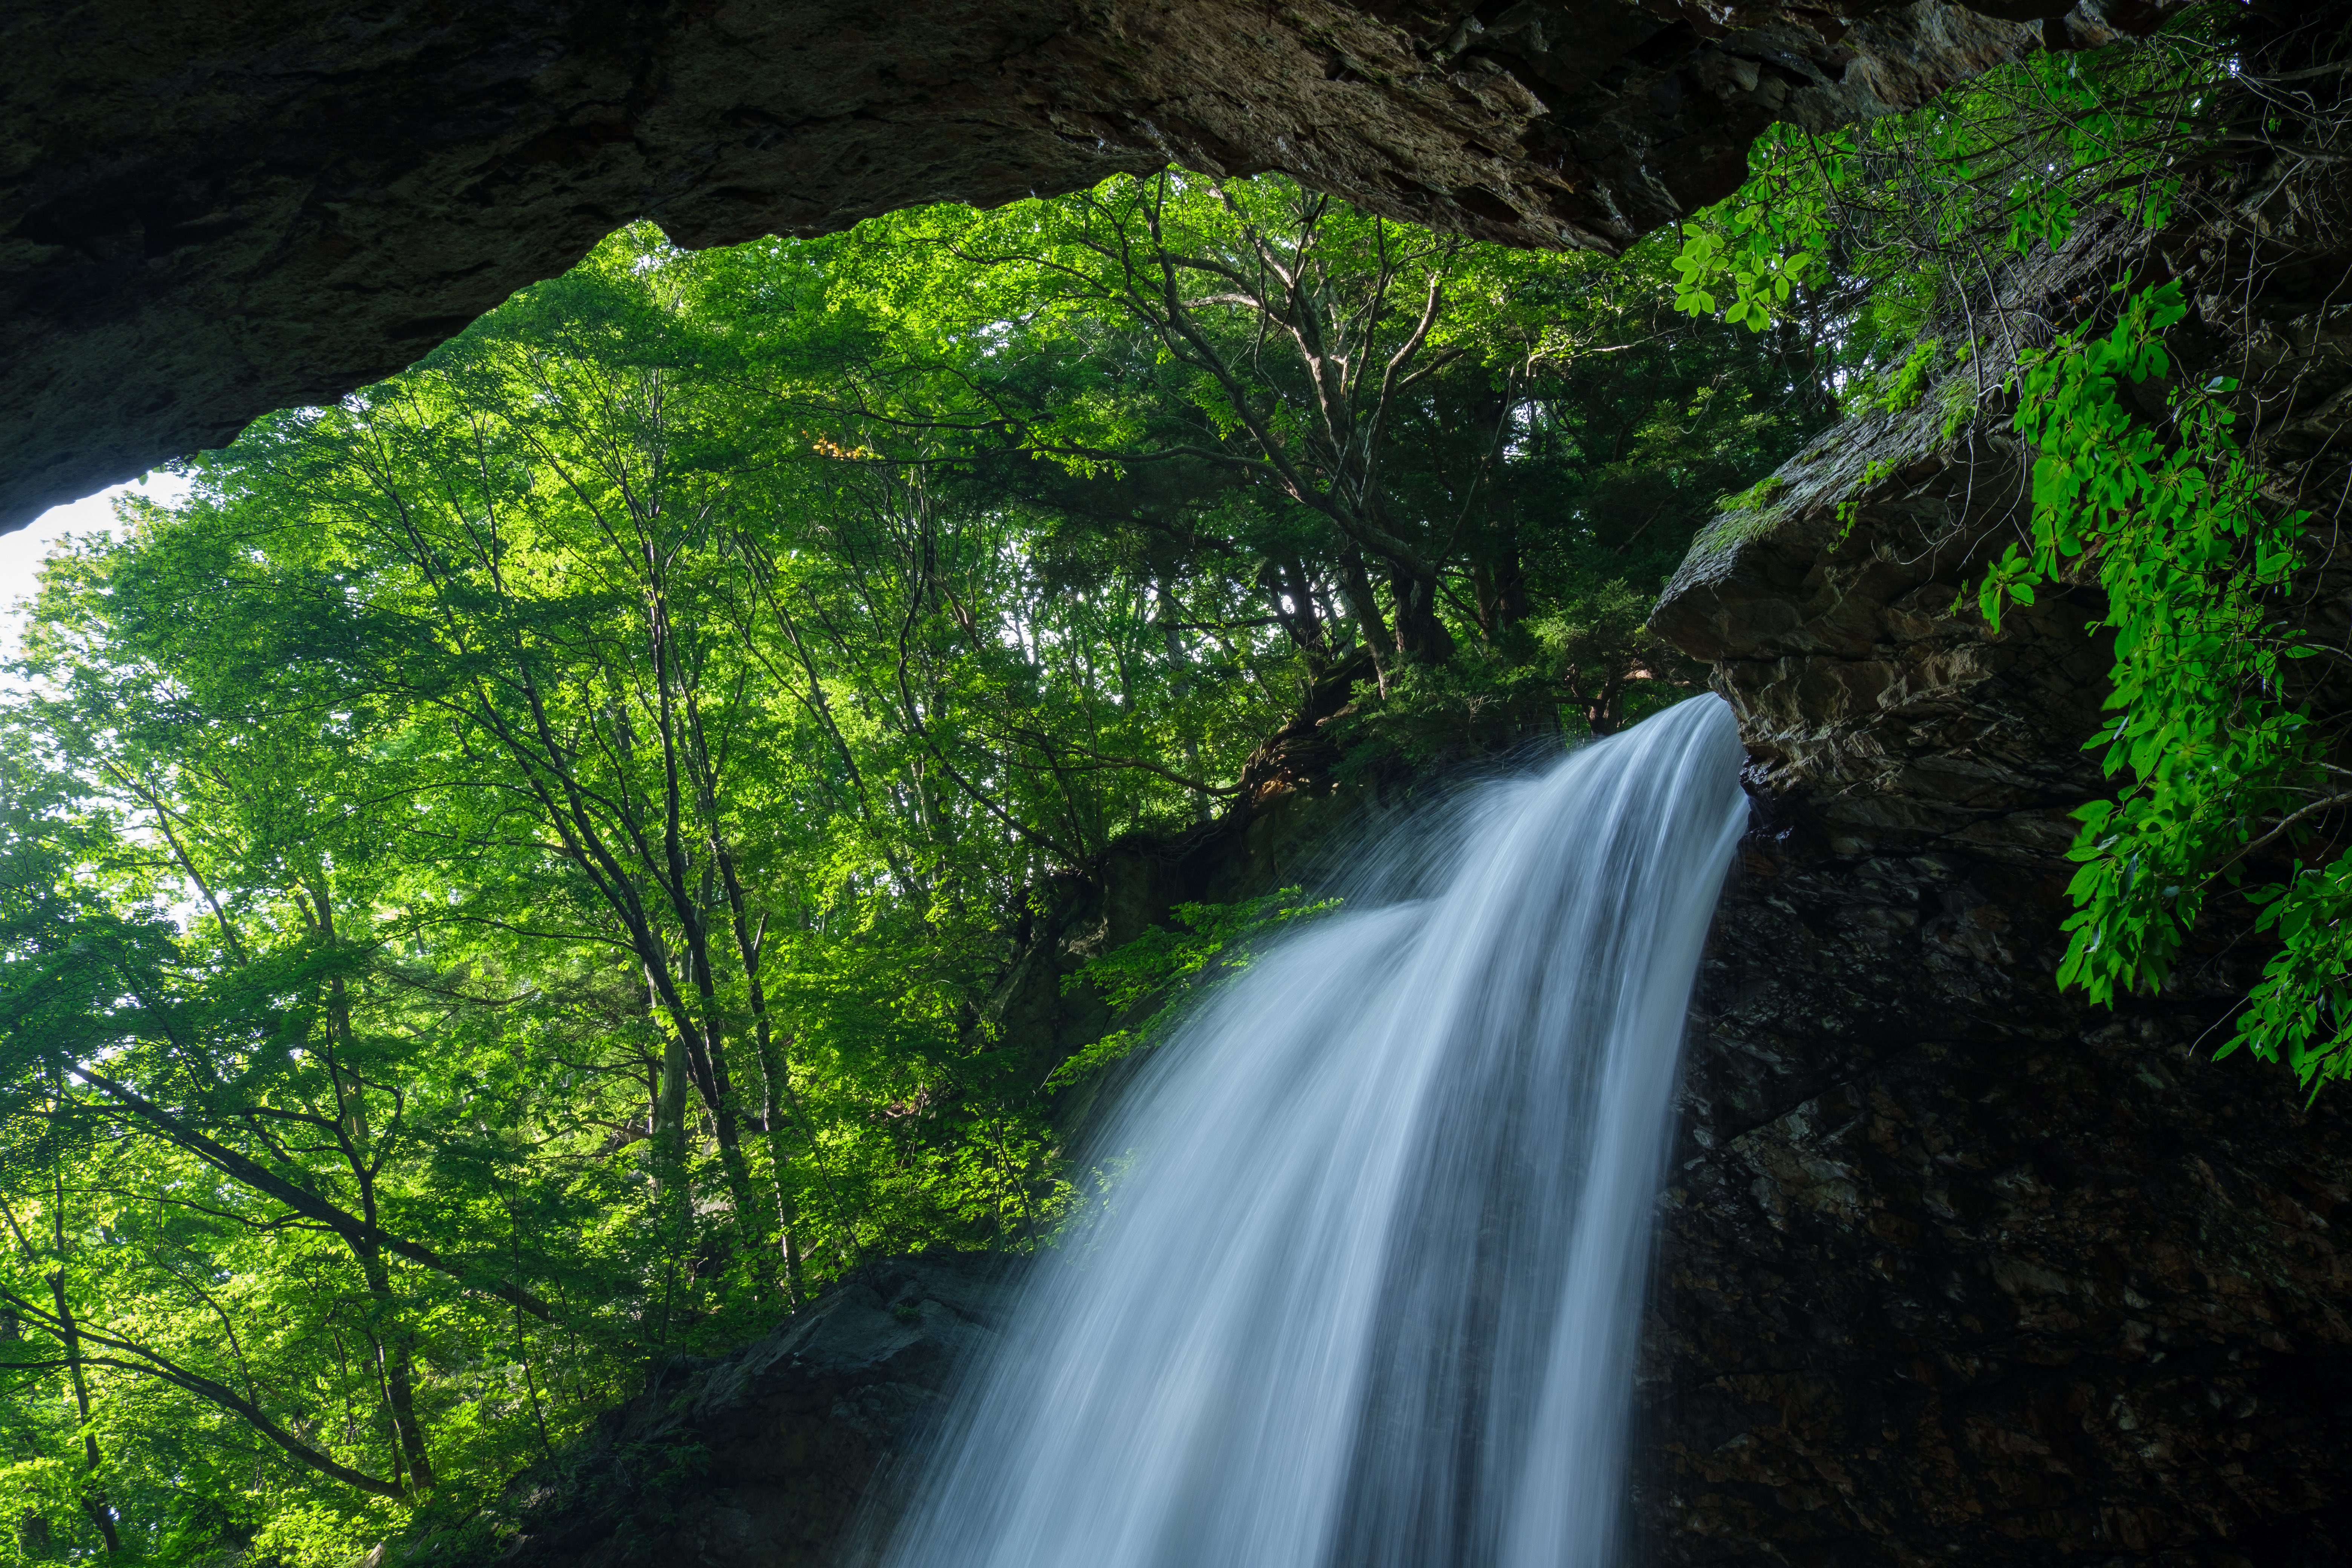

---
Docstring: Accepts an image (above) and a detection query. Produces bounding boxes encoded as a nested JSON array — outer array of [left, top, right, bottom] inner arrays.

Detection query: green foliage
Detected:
[[1981, 277, 2323, 1082], [1669, 125, 1838, 334], [1936, 371, 1980, 443], [1047, 888, 1341, 1089], [1668, 6, 2352, 1093], [0, 162, 1807, 1562], [1324, 650, 1554, 776], [1833, 458, 1900, 542], [1529, 581, 1707, 738], [1670, 27, 2214, 408], [1872, 338, 1944, 414], [1718, 475, 1787, 513]]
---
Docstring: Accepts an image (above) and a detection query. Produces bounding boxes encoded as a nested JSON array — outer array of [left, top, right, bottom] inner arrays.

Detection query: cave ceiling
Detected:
[[2, 0, 2151, 533]]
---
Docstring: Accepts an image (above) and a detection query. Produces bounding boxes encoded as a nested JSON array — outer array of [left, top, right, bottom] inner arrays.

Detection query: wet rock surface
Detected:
[[3, 0, 2145, 533], [476, 1254, 1014, 1568]]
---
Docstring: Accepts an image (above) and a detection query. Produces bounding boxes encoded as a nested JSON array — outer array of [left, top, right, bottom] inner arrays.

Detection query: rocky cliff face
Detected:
[[1637, 168, 2352, 1563], [451, 1255, 1014, 1568], [3, 0, 2158, 534]]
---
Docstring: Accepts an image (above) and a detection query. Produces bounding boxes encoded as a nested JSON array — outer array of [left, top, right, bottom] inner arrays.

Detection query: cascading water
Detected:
[[876, 694, 1749, 1568]]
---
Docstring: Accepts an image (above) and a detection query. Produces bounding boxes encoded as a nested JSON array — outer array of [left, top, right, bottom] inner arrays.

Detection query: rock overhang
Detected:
[[2, 0, 2157, 533]]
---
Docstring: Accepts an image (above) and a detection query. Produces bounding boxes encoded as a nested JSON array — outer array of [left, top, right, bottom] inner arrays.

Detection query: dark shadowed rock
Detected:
[[2, 0, 2158, 532], [1638, 149, 2352, 1563], [471, 1254, 1014, 1568]]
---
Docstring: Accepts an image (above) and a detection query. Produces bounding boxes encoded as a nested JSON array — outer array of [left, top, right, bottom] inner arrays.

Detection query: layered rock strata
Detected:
[[5, 0, 2156, 533]]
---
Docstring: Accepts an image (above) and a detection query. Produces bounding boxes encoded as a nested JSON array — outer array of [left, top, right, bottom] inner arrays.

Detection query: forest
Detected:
[[3, 3, 2347, 1561]]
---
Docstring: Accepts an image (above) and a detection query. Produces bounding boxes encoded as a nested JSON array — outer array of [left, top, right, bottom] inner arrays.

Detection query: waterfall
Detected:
[[876, 694, 1749, 1568]]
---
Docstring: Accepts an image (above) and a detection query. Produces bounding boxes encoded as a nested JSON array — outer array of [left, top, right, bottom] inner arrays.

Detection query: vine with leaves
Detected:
[[1669, 8, 2352, 1089]]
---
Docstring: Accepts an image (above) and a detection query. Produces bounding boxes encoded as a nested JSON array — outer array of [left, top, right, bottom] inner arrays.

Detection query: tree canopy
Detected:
[[0, 172, 1820, 1562]]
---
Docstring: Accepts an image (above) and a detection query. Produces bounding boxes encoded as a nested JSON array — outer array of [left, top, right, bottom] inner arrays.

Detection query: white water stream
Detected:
[[878, 694, 1749, 1568]]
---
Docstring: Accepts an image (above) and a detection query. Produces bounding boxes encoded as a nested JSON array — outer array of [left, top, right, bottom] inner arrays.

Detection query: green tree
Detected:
[[0, 168, 1818, 1563]]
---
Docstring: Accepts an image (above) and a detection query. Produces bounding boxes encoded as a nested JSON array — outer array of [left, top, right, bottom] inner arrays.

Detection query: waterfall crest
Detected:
[[877, 694, 1749, 1568]]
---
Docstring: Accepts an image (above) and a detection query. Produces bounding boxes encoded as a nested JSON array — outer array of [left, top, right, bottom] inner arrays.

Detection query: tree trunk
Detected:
[[1471, 521, 1528, 636], [1388, 565, 1454, 664], [360, 1257, 436, 1494], [764, 1099, 815, 1302], [1333, 545, 1394, 691], [650, 983, 694, 1311], [1157, 580, 1210, 824], [1262, 556, 1327, 662], [45, 1274, 120, 1554]]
